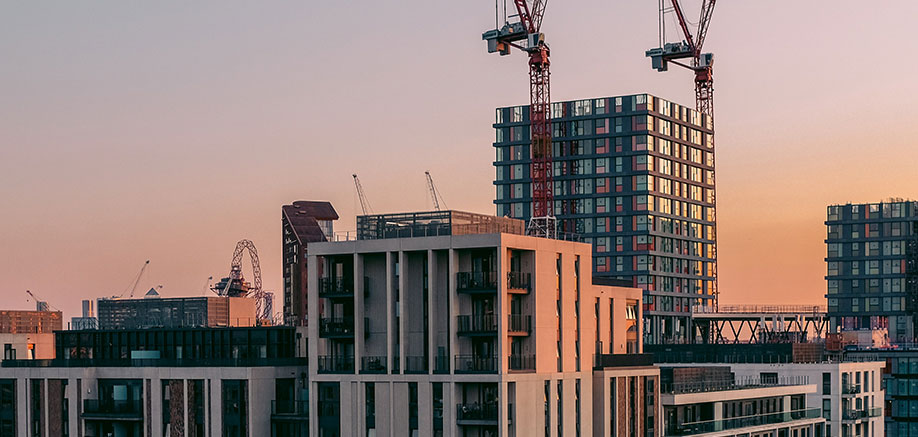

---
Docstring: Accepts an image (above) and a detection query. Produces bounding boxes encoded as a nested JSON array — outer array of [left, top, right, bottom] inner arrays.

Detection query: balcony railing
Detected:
[[842, 383, 861, 395], [667, 408, 821, 436], [508, 314, 532, 334], [457, 272, 498, 292], [866, 407, 882, 417], [457, 314, 498, 335], [454, 355, 498, 373], [433, 355, 450, 374], [843, 407, 882, 421], [272, 400, 309, 417], [509, 354, 535, 371], [317, 355, 354, 374], [319, 317, 366, 338], [360, 356, 387, 374], [404, 356, 428, 374], [318, 276, 353, 298], [456, 403, 499, 424], [82, 399, 142, 418], [507, 271, 531, 292]]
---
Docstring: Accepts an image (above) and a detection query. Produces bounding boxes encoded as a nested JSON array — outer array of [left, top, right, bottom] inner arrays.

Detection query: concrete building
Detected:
[[0, 325, 307, 437], [492, 94, 717, 344], [825, 199, 918, 342], [282, 200, 339, 326], [0, 332, 54, 363], [0, 310, 62, 334], [96, 295, 256, 330], [306, 210, 660, 437], [660, 366, 825, 436], [730, 361, 885, 437]]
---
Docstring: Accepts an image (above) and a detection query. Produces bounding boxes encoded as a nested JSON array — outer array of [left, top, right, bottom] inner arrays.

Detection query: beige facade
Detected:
[[307, 227, 659, 437], [0, 333, 54, 362]]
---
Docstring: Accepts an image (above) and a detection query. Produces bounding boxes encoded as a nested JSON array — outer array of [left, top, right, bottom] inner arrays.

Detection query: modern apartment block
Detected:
[[306, 210, 660, 437], [659, 366, 826, 437], [492, 94, 717, 344], [96, 295, 256, 330], [0, 325, 308, 437], [825, 200, 918, 342], [282, 200, 339, 326], [0, 310, 62, 334], [846, 348, 918, 437]]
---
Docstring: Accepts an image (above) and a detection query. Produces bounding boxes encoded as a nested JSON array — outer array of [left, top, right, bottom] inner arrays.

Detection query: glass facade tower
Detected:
[[825, 200, 918, 343], [492, 94, 717, 344]]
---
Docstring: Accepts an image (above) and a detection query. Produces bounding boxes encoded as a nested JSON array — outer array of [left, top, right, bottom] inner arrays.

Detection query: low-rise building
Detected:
[[96, 294, 256, 330]]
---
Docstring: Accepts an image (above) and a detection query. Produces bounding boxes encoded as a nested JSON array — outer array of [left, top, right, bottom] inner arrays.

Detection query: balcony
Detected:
[[317, 355, 354, 374], [866, 407, 882, 417], [508, 314, 532, 335], [842, 383, 861, 395], [457, 272, 498, 293], [272, 400, 309, 419], [318, 276, 353, 299], [456, 402, 499, 425], [843, 407, 882, 421], [457, 315, 498, 336], [404, 356, 428, 374], [454, 355, 497, 374], [360, 356, 387, 374], [666, 408, 821, 436], [319, 317, 355, 338], [433, 355, 450, 374], [82, 399, 143, 421], [509, 354, 535, 372], [507, 272, 531, 293]]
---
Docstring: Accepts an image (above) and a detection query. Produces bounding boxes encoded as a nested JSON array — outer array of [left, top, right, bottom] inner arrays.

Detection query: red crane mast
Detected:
[[483, 0, 555, 238]]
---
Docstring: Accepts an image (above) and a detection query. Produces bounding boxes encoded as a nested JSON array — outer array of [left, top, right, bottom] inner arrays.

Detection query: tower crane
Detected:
[[25, 290, 60, 312], [483, 0, 555, 238], [115, 260, 150, 299], [424, 171, 448, 211], [352, 174, 373, 215], [645, 0, 717, 117]]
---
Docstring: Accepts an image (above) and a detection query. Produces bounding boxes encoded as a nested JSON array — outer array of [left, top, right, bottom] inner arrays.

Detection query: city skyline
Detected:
[[3, 1, 918, 320]]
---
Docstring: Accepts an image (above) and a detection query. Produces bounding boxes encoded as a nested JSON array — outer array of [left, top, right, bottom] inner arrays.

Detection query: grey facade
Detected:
[[825, 200, 918, 342], [492, 94, 717, 344]]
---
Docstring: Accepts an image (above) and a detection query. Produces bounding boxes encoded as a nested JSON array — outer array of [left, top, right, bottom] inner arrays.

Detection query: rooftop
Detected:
[[355, 210, 525, 240]]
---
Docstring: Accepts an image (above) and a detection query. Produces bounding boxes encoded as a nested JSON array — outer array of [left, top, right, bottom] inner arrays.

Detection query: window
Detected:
[[823, 372, 831, 395]]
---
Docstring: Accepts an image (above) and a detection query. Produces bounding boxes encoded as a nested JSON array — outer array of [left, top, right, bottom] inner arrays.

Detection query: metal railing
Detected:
[[457, 272, 498, 291], [4, 357, 307, 368], [843, 407, 883, 421], [454, 355, 497, 373], [507, 271, 531, 291], [692, 304, 827, 314], [508, 314, 532, 334], [661, 375, 809, 395], [272, 400, 308, 416], [82, 399, 142, 416], [404, 356, 428, 374], [319, 317, 355, 337], [457, 314, 498, 334], [316, 355, 354, 374], [667, 408, 821, 435], [842, 383, 861, 395], [509, 354, 535, 371], [456, 403, 499, 423], [360, 356, 387, 374]]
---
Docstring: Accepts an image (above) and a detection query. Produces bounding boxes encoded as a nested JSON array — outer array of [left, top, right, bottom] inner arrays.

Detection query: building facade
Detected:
[[96, 295, 255, 330], [0, 325, 308, 437], [306, 210, 660, 437], [282, 200, 339, 326], [492, 94, 717, 344], [0, 310, 62, 334], [825, 200, 918, 343]]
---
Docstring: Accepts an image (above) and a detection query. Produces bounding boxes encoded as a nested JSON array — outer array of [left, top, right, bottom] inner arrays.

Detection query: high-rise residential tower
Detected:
[[281, 200, 339, 326], [492, 94, 717, 344], [825, 199, 918, 342]]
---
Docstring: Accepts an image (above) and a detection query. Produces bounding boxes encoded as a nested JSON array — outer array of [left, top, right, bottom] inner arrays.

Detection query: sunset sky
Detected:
[[2, 1, 917, 320]]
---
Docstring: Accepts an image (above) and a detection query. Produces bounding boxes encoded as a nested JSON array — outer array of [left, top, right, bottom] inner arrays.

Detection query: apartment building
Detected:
[[306, 210, 660, 437], [0, 325, 308, 437], [282, 200, 339, 326], [825, 199, 918, 342], [660, 366, 825, 436], [493, 94, 717, 344], [846, 348, 918, 437]]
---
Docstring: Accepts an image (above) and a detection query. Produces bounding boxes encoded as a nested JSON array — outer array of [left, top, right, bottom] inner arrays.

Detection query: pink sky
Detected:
[[2, 1, 917, 319]]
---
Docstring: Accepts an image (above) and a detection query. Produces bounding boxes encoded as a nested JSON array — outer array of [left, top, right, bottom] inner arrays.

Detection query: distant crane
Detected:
[[645, 0, 717, 117], [25, 289, 60, 312], [424, 171, 448, 211], [115, 260, 150, 299], [482, 0, 556, 238], [352, 174, 373, 215]]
